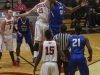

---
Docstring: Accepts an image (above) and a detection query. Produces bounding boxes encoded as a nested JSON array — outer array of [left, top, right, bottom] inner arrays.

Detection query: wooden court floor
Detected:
[[0, 33, 100, 75]]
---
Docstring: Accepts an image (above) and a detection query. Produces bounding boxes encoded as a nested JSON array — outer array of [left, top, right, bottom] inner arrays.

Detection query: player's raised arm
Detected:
[[29, 20, 34, 44], [1, 19, 6, 42], [34, 43, 43, 74], [85, 37, 92, 62], [65, 0, 88, 13], [15, 5, 37, 17], [57, 42, 68, 62]]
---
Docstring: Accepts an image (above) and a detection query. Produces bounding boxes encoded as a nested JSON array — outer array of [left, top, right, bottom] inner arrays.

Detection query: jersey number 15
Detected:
[[45, 46, 54, 55]]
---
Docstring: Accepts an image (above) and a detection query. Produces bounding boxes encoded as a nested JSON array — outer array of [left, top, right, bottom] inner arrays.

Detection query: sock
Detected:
[[0, 52, 2, 60], [34, 51, 38, 57], [17, 56, 20, 59], [9, 51, 15, 62], [34, 43, 39, 58], [28, 43, 34, 55]]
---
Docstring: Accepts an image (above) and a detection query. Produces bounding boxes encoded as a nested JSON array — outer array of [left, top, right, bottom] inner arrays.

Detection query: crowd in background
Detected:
[[2, 0, 26, 10], [70, 0, 100, 28], [1, 0, 100, 28]]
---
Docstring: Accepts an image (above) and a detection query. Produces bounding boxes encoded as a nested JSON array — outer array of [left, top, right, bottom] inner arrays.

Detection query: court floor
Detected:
[[0, 33, 100, 75]]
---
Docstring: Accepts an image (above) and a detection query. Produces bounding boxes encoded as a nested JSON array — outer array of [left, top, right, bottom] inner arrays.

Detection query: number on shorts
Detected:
[[72, 39, 80, 47], [45, 46, 54, 55]]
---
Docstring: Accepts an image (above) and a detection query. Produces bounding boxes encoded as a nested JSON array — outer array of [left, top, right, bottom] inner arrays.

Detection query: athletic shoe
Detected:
[[16, 58, 20, 63], [12, 61, 20, 66]]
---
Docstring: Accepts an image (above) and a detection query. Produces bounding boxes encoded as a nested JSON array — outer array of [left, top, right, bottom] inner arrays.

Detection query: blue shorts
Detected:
[[49, 25, 61, 36], [69, 54, 89, 75], [17, 33, 32, 44]]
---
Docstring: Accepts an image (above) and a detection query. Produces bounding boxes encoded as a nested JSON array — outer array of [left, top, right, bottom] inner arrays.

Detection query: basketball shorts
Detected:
[[35, 20, 49, 41], [17, 33, 32, 44], [0, 35, 4, 52], [40, 62, 59, 75], [4, 35, 13, 51], [49, 24, 61, 36], [69, 54, 89, 75]]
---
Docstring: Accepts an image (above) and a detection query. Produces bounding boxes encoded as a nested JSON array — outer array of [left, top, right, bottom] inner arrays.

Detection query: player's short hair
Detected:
[[19, 10, 26, 14], [60, 24, 67, 33], [45, 30, 52, 39], [6, 9, 12, 13], [75, 25, 82, 33]]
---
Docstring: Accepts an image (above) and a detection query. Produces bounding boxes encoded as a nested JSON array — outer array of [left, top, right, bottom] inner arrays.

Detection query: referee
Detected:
[[53, 24, 70, 75]]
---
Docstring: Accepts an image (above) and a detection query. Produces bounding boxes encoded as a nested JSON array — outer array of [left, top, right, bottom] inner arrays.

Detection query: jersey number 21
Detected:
[[72, 39, 80, 47]]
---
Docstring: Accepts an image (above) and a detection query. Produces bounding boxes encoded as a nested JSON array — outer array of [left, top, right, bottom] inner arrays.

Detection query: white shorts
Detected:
[[4, 35, 13, 51], [0, 35, 4, 52], [40, 62, 59, 75], [35, 20, 49, 41]]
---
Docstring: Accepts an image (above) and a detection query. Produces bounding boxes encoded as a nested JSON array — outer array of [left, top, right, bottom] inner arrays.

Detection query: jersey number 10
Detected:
[[45, 46, 54, 55], [72, 39, 80, 47]]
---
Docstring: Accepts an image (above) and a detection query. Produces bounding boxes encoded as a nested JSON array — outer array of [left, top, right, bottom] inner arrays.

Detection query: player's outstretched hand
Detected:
[[17, 31, 22, 37], [87, 56, 92, 62], [81, 0, 88, 7], [61, 57, 68, 62]]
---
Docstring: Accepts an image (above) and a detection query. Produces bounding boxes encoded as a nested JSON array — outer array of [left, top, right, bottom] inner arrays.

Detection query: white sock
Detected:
[[17, 56, 20, 59], [34, 51, 38, 58]]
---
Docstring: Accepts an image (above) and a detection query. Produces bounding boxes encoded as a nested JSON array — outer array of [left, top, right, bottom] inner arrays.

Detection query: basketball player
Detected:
[[64, 25, 92, 75], [15, 0, 50, 62], [50, 0, 88, 35], [15, 10, 34, 63], [1, 9, 19, 66], [33, 30, 67, 75]]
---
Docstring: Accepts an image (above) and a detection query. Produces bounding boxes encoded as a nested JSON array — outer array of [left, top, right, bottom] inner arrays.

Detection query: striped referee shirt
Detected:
[[53, 33, 70, 50]]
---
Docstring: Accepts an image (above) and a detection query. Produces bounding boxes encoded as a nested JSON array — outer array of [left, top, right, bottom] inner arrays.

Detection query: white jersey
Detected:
[[32, 1, 50, 23], [4, 17, 14, 35], [42, 40, 58, 62]]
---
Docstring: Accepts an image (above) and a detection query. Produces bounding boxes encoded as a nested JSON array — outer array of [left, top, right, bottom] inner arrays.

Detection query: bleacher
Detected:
[[0, 0, 100, 34]]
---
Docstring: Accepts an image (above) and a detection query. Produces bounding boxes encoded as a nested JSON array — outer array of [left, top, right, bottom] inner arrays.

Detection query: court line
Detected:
[[93, 46, 100, 50], [0, 65, 7, 72], [88, 59, 100, 66]]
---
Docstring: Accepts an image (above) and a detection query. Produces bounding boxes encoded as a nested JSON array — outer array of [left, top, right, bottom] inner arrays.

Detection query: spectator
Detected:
[[71, 0, 87, 25], [92, 0, 100, 27], [14, 0, 26, 10], [2, 1, 12, 9]]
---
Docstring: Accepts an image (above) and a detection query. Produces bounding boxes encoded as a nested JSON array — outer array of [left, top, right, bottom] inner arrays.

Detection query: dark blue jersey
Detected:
[[69, 35, 85, 54], [18, 18, 30, 34], [50, 1, 66, 26]]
